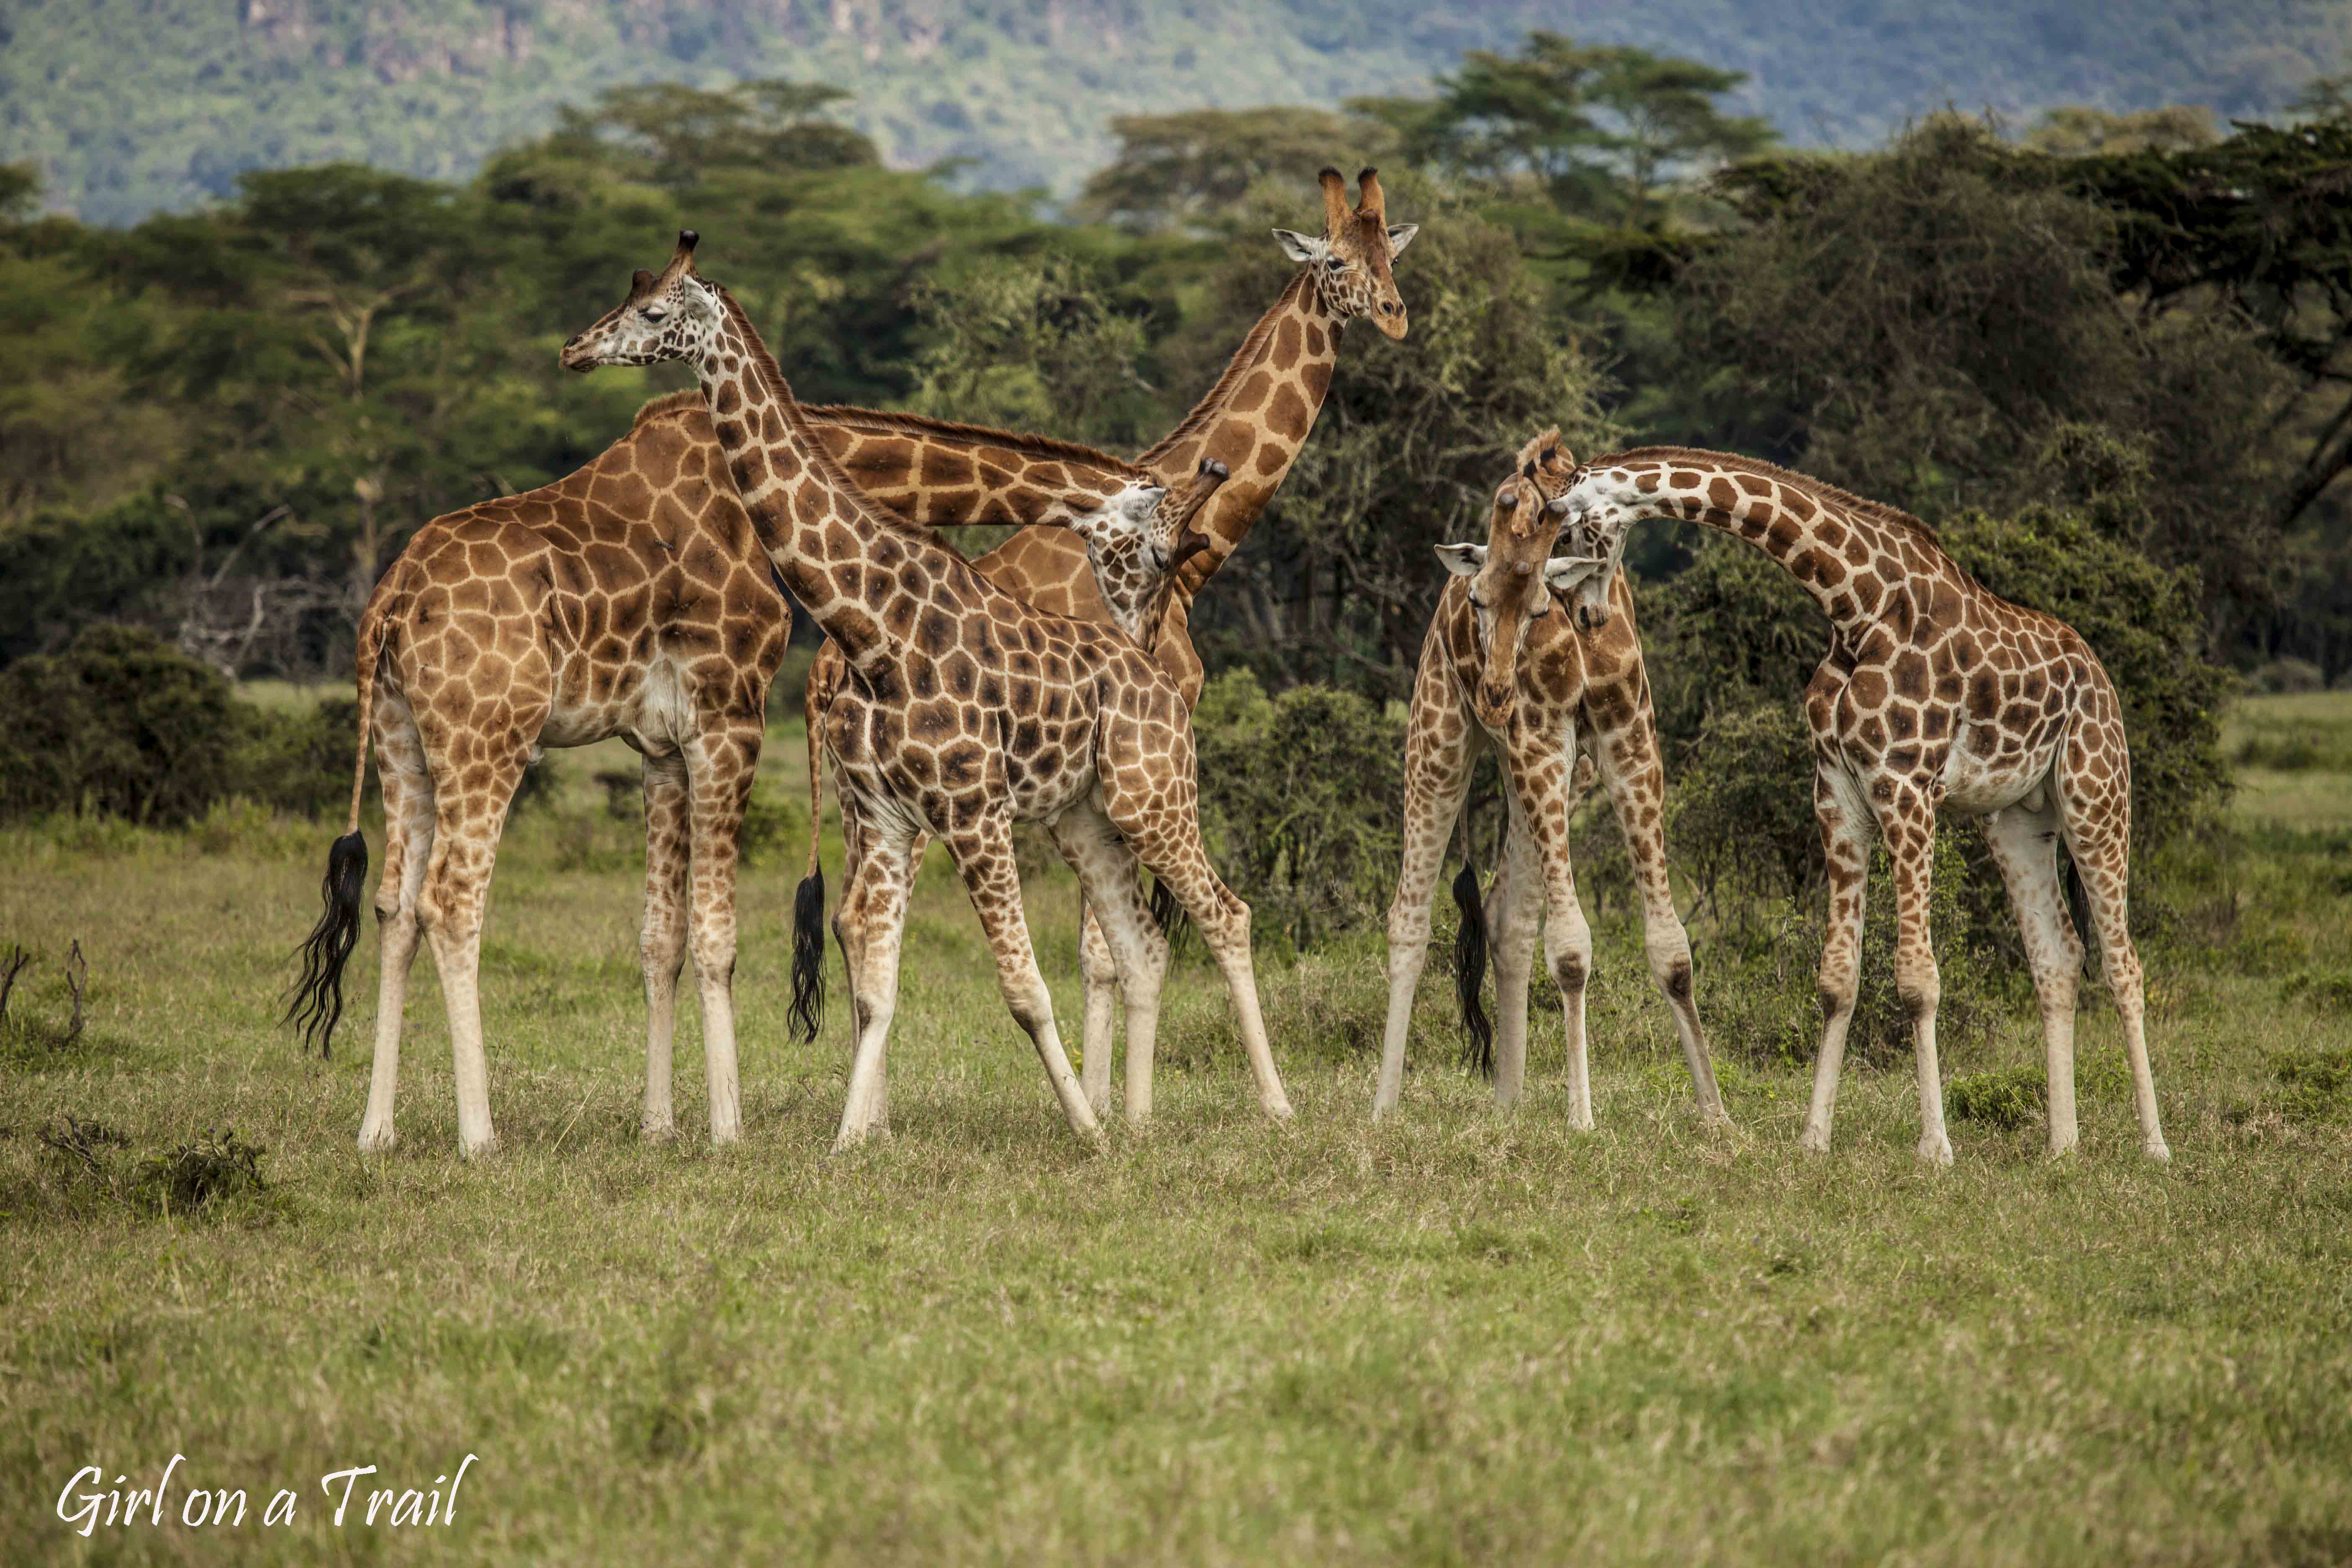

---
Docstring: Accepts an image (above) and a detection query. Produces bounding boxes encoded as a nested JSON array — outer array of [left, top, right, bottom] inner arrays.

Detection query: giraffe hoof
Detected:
[[357, 1125, 397, 1154], [1797, 1130, 1832, 1156], [640, 1119, 677, 1144], [1916, 1135, 1954, 1168], [2142, 1140, 2172, 1163], [459, 1134, 501, 1162]]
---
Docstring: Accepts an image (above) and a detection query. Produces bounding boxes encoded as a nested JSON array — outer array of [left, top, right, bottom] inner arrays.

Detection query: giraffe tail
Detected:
[[2062, 846, 2101, 981], [1450, 803, 1494, 1078], [1146, 875, 1193, 955], [790, 658, 831, 1043], [285, 585, 390, 1058]]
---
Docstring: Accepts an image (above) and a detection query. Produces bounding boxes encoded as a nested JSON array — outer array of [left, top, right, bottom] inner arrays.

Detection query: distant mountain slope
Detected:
[[3, 0, 2345, 224]]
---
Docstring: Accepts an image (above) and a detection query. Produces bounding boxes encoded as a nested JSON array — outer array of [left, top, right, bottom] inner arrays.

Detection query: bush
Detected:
[[0, 624, 361, 826], [2248, 657, 2326, 694], [1190, 670, 1406, 953], [1669, 699, 1821, 907]]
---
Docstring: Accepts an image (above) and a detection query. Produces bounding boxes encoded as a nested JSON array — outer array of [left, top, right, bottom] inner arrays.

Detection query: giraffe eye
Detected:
[[1324, 257, 1347, 272], [641, 304, 668, 321]]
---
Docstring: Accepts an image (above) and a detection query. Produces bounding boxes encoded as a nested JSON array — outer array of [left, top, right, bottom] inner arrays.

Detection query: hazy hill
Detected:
[[4, 0, 2346, 224]]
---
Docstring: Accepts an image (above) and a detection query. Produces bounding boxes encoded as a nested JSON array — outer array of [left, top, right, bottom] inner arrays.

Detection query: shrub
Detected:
[[0, 625, 367, 826], [1190, 670, 1406, 953], [1669, 699, 1821, 908], [2248, 657, 2326, 694]]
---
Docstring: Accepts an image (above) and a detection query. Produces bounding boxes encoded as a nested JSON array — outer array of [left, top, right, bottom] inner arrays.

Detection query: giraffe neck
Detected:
[[1136, 271, 1343, 597], [1643, 459, 1950, 640], [692, 291, 974, 676], [1086, 546, 1176, 648]]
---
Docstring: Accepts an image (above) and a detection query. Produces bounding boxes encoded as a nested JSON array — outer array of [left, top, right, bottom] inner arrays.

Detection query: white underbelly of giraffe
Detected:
[[1940, 727, 2061, 816]]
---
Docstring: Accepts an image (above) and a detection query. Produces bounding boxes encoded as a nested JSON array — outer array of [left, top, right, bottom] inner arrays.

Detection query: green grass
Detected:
[[2223, 689, 2352, 831], [4, 699, 2352, 1563]]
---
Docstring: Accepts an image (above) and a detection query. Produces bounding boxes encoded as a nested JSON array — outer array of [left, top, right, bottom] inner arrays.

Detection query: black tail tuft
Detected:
[[1452, 861, 1493, 1078], [790, 869, 827, 1043], [1146, 875, 1192, 955], [286, 830, 368, 1058]]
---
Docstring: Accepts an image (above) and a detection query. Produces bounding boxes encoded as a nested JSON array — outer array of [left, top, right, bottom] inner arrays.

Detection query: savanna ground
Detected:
[[3, 689, 2350, 1565]]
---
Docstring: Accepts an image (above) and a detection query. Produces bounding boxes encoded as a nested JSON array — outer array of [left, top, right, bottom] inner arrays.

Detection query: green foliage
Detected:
[[1388, 31, 1777, 223], [0, 626, 357, 826], [558, 80, 877, 186], [1668, 700, 1821, 908], [1189, 671, 1405, 953], [904, 253, 1160, 454], [1073, 108, 1400, 233]]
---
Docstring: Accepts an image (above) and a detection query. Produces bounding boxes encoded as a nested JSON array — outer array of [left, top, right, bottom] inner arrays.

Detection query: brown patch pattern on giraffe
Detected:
[[1555, 444, 2168, 1166]]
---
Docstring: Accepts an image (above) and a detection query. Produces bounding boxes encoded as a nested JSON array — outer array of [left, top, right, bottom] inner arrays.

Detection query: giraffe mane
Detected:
[[1135, 271, 1315, 468], [798, 404, 1148, 480], [1596, 446, 1945, 549], [630, 389, 709, 428], [707, 288, 953, 552]]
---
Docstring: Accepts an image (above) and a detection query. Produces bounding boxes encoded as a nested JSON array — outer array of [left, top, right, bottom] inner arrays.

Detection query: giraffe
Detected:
[[284, 394, 1171, 1157], [558, 231, 1294, 1148], [1374, 432, 1729, 1128], [1548, 447, 2169, 1164], [815, 457, 1233, 1128], [794, 166, 1418, 1111]]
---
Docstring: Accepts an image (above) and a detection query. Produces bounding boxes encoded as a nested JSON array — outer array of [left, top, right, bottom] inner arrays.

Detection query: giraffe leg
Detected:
[[1801, 769, 1874, 1155], [2058, 782, 2169, 1161], [415, 740, 532, 1160], [1484, 806, 1543, 1112], [1111, 797, 1291, 1122], [941, 815, 1102, 1144], [684, 720, 760, 1147], [1980, 800, 2084, 1156], [358, 691, 431, 1153], [637, 753, 691, 1142], [1376, 655, 1473, 1116], [833, 813, 918, 1149], [1497, 733, 1593, 1130], [1586, 717, 1730, 1127], [1077, 898, 1119, 1117], [1876, 797, 1952, 1166], [1052, 807, 1169, 1122]]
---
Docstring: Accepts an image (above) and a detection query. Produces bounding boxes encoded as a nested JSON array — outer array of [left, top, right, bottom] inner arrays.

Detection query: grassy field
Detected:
[[3, 692, 2350, 1564]]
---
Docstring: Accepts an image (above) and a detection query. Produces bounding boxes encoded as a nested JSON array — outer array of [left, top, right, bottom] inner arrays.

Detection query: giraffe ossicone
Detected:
[[1376, 431, 1730, 1128], [1555, 446, 2170, 1164], [562, 232, 1294, 1148]]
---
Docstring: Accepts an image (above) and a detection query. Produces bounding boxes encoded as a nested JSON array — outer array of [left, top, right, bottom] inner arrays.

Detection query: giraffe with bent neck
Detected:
[[1550, 448, 2169, 1164], [797, 167, 1418, 1112], [560, 232, 1295, 1147], [1376, 432, 1729, 1129]]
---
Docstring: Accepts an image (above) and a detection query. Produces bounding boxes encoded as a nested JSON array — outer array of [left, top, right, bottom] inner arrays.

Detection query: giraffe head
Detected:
[[1063, 459, 1230, 637], [1271, 167, 1418, 340], [559, 230, 725, 372], [1544, 458, 1659, 634], [1434, 432, 1604, 728]]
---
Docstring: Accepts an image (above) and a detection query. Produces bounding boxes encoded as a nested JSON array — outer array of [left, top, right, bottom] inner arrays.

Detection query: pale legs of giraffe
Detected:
[[1104, 784, 1292, 1123], [1583, 717, 1730, 1127], [1506, 761, 1600, 1128], [1052, 805, 1172, 1121], [1801, 769, 1873, 1158], [413, 740, 534, 1160], [679, 727, 753, 1145], [1878, 799, 1955, 1166], [832, 807, 916, 1146], [1979, 799, 2084, 1155], [2057, 755, 2170, 1161], [1076, 899, 1121, 1115], [637, 754, 691, 1140], [358, 689, 433, 1153], [1375, 679, 1473, 1117]]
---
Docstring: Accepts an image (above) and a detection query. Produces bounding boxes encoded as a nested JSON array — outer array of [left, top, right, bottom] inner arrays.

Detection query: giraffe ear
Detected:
[[1385, 224, 1419, 258], [1542, 556, 1606, 593], [1434, 542, 1487, 578], [1271, 229, 1322, 264]]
